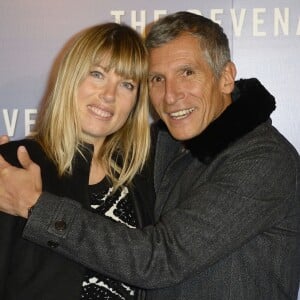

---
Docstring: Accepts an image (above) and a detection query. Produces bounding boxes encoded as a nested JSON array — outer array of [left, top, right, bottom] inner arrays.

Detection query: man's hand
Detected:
[[0, 146, 42, 218]]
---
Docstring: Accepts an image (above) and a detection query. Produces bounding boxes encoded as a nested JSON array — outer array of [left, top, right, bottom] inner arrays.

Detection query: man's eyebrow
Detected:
[[148, 72, 160, 77]]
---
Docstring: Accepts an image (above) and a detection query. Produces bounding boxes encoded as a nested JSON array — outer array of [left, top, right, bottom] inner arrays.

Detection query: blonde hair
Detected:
[[34, 23, 150, 190]]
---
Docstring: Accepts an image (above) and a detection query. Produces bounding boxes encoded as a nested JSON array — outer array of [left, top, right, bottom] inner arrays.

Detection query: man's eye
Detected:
[[90, 71, 103, 79], [150, 76, 163, 83], [183, 69, 194, 76]]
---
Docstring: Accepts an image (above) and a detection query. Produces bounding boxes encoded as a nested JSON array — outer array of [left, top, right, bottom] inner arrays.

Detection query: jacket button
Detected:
[[47, 241, 59, 248], [54, 220, 67, 231]]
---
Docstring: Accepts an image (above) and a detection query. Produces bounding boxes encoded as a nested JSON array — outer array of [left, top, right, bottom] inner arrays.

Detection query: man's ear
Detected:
[[220, 61, 236, 94]]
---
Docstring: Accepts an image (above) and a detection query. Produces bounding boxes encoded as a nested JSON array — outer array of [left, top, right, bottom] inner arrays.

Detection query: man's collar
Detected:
[[158, 78, 276, 163]]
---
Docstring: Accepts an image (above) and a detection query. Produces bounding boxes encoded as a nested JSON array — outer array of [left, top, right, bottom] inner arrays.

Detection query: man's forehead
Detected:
[[149, 35, 202, 62], [149, 50, 203, 75]]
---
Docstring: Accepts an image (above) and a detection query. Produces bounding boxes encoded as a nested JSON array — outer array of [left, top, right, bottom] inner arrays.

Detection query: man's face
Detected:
[[148, 33, 232, 141]]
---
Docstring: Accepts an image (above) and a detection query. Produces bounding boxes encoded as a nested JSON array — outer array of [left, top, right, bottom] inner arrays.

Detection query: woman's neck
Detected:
[[89, 158, 106, 185]]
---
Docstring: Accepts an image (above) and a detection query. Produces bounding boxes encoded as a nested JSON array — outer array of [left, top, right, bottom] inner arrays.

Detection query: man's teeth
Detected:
[[170, 108, 195, 119], [89, 106, 112, 118]]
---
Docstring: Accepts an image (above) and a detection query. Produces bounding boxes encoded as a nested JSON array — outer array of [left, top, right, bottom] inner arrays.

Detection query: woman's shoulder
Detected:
[[0, 138, 44, 166]]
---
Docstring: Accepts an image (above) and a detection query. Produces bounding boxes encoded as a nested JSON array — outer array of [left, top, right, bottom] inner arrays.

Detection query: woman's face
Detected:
[[77, 57, 138, 150]]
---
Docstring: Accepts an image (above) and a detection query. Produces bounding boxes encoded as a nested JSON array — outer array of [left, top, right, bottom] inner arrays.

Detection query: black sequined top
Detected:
[[80, 177, 137, 300]]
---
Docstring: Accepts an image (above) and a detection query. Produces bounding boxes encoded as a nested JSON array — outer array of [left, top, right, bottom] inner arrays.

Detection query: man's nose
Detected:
[[164, 78, 184, 105]]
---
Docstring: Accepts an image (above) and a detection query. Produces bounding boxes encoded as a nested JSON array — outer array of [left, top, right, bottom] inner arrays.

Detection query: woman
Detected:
[[0, 22, 151, 299]]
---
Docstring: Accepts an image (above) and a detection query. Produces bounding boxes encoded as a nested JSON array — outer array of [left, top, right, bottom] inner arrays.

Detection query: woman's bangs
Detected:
[[113, 47, 145, 81], [100, 43, 145, 81]]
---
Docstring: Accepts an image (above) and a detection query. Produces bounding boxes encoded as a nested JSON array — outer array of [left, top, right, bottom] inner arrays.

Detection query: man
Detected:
[[0, 11, 299, 299]]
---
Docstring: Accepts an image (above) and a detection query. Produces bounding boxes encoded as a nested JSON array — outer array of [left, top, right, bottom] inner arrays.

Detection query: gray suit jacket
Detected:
[[22, 79, 300, 299]]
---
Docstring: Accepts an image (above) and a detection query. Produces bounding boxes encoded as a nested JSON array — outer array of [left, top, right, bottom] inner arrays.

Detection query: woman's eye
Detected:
[[90, 71, 103, 79], [122, 82, 135, 91]]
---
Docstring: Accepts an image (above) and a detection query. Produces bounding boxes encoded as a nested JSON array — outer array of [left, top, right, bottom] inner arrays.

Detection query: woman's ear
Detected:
[[220, 61, 237, 94]]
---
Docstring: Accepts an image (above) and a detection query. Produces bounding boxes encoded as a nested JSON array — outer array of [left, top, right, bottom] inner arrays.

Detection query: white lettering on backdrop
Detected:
[[1, 109, 37, 137], [111, 8, 300, 37]]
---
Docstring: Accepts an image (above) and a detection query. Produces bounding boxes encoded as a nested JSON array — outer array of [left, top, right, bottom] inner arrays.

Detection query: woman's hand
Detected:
[[0, 135, 9, 144], [0, 146, 42, 218]]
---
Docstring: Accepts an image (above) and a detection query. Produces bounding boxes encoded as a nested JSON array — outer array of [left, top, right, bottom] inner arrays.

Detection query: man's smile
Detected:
[[169, 107, 195, 120]]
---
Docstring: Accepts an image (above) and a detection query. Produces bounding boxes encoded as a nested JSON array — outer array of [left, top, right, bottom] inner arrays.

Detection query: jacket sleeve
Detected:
[[0, 213, 20, 296], [22, 138, 300, 289], [0, 141, 30, 296]]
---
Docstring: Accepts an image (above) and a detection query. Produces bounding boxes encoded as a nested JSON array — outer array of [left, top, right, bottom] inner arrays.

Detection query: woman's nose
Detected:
[[100, 81, 117, 103]]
